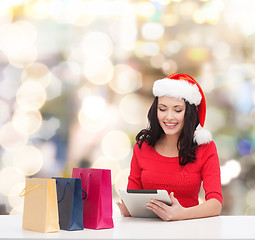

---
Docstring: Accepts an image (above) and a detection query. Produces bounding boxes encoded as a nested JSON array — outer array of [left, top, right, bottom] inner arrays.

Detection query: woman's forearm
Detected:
[[182, 198, 222, 220]]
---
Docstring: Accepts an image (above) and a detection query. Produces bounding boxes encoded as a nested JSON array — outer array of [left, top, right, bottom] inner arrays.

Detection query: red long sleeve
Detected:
[[127, 141, 223, 208]]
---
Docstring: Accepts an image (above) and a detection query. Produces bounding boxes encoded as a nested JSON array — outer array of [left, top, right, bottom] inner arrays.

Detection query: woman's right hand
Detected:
[[116, 199, 131, 217]]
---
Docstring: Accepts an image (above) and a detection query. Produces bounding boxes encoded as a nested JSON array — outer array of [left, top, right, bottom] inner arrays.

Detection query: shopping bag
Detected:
[[72, 168, 114, 229], [20, 178, 60, 233], [53, 177, 85, 231]]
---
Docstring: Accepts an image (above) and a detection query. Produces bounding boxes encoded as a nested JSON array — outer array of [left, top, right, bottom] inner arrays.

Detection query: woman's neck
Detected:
[[154, 134, 179, 157]]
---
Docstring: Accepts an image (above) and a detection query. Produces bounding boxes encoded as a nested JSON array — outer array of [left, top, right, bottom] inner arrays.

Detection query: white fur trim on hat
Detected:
[[153, 78, 202, 106], [193, 125, 212, 145]]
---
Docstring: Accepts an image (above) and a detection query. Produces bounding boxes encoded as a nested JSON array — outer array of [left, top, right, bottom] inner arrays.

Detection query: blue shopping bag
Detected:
[[52, 177, 86, 231]]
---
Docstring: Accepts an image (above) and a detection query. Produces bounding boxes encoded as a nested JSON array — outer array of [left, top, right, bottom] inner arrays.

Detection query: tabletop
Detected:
[[1, 215, 255, 239]]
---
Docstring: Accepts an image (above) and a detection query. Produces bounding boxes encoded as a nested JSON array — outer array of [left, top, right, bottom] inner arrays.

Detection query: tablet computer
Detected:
[[119, 189, 172, 218]]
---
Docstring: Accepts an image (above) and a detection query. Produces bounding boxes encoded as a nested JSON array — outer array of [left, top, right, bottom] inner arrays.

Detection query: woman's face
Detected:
[[157, 96, 186, 137]]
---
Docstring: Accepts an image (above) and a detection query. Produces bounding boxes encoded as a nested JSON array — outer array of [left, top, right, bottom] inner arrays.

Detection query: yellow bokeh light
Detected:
[[186, 47, 210, 62], [109, 64, 142, 94], [12, 109, 42, 135], [0, 122, 28, 151], [83, 57, 114, 85], [136, 2, 155, 18], [16, 81, 47, 110], [25, 0, 50, 19], [21, 62, 51, 88], [13, 145, 43, 176], [101, 130, 131, 161]]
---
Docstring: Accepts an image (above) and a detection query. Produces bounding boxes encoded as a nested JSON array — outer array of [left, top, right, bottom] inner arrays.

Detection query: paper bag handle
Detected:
[[19, 184, 42, 197], [79, 172, 90, 200], [57, 181, 87, 202]]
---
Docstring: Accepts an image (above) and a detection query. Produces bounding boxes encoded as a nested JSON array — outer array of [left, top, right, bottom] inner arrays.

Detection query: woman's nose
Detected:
[[165, 110, 174, 120]]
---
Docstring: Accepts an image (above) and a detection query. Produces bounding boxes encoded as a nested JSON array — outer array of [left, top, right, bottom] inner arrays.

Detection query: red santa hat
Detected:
[[152, 73, 212, 145]]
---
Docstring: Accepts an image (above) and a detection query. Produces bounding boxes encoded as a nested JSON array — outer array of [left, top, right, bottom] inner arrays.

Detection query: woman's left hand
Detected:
[[146, 192, 186, 221]]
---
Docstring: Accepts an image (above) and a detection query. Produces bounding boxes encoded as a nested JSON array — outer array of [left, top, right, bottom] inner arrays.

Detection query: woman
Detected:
[[117, 73, 223, 221]]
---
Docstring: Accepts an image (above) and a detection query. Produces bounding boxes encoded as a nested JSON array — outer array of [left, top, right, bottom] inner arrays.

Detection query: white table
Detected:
[[1, 215, 255, 239]]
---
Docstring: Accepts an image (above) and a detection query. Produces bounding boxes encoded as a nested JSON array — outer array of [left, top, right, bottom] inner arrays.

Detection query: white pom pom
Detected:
[[193, 125, 212, 145]]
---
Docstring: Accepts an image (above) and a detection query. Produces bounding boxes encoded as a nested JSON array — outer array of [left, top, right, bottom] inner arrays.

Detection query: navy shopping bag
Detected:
[[52, 177, 86, 231]]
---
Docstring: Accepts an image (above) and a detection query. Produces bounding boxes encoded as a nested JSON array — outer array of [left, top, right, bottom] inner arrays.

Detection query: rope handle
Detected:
[[56, 180, 88, 202], [79, 172, 89, 200], [19, 184, 43, 197]]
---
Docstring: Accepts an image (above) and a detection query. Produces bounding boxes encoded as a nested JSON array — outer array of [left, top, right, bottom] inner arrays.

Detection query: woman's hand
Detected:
[[116, 199, 131, 217], [146, 192, 185, 221]]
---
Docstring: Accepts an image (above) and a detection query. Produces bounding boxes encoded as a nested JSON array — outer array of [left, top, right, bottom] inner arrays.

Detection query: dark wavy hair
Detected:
[[136, 97, 199, 165]]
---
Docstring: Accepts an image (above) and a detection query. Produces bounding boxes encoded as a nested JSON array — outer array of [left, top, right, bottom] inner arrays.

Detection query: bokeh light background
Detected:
[[0, 0, 255, 216]]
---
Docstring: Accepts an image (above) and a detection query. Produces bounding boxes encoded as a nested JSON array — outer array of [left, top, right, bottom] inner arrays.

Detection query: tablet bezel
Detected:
[[119, 189, 172, 218]]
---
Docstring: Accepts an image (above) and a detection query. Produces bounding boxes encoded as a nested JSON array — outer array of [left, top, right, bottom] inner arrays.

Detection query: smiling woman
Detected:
[[117, 73, 222, 221]]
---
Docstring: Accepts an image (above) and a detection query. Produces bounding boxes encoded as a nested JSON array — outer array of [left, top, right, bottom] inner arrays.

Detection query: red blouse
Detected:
[[127, 141, 223, 208]]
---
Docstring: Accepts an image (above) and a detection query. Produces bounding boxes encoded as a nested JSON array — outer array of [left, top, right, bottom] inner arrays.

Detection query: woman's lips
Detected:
[[164, 122, 178, 128]]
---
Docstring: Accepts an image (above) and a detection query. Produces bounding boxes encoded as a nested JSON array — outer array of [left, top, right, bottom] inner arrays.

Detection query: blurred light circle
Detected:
[[119, 94, 147, 124], [51, 61, 81, 86], [109, 64, 142, 94], [101, 130, 131, 161], [136, 2, 155, 18], [141, 42, 160, 56], [92, 156, 121, 184], [78, 109, 107, 132], [0, 99, 10, 124], [15, 20, 37, 44], [150, 54, 165, 69], [220, 165, 231, 185], [246, 189, 255, 208], [225, 160, 241, 179], [13, 145, 43, 176], [7, 44, 37, 69], [0, 167, 25, 196], [65, 0, 95, 26], [141, 22, 164, 41], [16, 81, 46, 110], [238, 139, 253, 156], [9, 205, 23, 215], [0, 5, 13, 25], [186, 47, 210, 62], [12, 109, 42, 135], [25, 0, 50, 19], [81, 95, 106, 120], [8, 182, 25, 209], [164, 40, 182, 55], [162, 59, 178, 75], [0, 122, 28, 151], [21, 62, 51, 88], [212, 42, 230, 60], [0, 20, 36, 53], [161, 14, 179, 27], [81, 32, 113, 58], [83, 57, 114, 85], [114, 168, 130, 196], [46, 74, 62, 101]]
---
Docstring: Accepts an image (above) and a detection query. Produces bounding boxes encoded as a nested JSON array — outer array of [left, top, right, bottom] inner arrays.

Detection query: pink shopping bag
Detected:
[[72, 168, 114, 229]]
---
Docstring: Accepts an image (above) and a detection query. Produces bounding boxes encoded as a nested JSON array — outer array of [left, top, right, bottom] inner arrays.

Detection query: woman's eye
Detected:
[[159, 108, 166, 112], [175, 109, 182, 113]]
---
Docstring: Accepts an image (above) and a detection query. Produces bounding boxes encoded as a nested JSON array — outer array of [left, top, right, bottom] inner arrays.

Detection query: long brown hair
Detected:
[[136, 97, 199, 165]]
